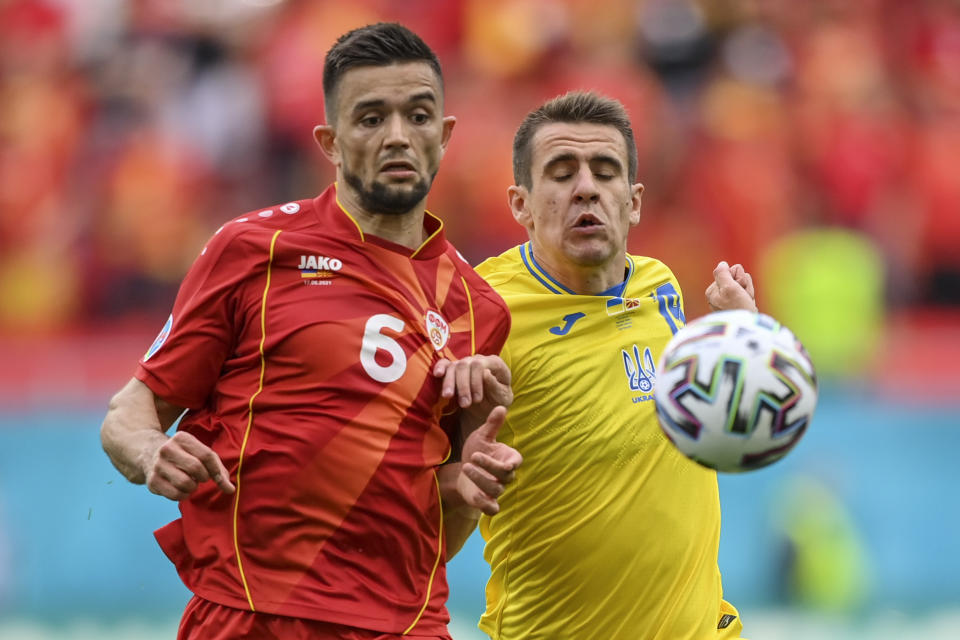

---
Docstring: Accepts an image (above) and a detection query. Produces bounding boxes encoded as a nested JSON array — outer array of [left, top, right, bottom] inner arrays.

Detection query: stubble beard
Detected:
[[343, 168, 434, 216]]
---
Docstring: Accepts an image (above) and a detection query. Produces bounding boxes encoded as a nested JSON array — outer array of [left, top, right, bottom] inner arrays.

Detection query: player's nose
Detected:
[[383, 113, 411, 149], [572, 167, 600, 203]]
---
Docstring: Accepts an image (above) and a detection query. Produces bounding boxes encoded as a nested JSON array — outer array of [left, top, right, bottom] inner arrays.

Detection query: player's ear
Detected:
[[314, 125, 338, 164], [628, 182, 644, 227], [508, 184, 532, 228], [439, 116, 456, 155]]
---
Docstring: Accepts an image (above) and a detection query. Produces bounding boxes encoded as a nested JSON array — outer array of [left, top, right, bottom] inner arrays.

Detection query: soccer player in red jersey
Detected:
[[100, 23, 521, 640]]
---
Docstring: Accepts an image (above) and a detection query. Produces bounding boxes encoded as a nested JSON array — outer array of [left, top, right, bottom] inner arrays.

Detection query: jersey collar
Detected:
[[312, 184, 448, 260], [520, 241, 635, 296]]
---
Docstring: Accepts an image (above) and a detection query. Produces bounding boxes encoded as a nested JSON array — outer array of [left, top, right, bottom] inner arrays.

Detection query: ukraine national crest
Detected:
[[622, 344, 656, 393]]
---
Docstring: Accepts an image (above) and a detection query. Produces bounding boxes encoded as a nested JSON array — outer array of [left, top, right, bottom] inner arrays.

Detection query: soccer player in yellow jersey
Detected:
[[465, 92, 758, 639]]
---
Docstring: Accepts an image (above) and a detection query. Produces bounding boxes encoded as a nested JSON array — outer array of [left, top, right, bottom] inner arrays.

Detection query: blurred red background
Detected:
[[1, 0, 958, 405]]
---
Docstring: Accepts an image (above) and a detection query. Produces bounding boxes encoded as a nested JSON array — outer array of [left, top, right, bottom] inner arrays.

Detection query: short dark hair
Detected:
[[513, 91, 638, 188], [323, 23, 443, 123]]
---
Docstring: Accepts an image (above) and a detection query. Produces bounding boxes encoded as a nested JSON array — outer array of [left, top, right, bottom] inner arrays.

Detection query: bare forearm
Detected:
[[101, 416, 164, 484], [101, 378, 234, 501], [445, 507, 481, 560], [439, 463, 481, 559], [100, 378, 178, 484]]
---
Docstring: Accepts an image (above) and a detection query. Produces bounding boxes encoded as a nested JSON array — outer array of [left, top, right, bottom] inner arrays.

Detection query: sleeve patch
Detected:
[[144, 314, 173, 362]]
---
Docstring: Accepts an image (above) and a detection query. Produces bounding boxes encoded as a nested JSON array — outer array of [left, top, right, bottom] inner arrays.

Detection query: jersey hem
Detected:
[[185, 585, 450, 636]]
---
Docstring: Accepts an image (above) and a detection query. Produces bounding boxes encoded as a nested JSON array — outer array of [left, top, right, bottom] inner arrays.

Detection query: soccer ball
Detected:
[[654, 310, 818, 473]]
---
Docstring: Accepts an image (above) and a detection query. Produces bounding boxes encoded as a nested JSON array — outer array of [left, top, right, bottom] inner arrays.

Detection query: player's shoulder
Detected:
[[475, 245, 527, 292], [225, 198, 316, 235], [627, 253, 683, 296], [445, 246, 511, 314], [201, 198, 316, 255]]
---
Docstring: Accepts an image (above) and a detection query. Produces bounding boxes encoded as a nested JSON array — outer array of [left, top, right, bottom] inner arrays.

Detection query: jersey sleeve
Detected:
[[467, 275, 511, 358], [667, 265, 687, 328], [641, 257, 687, 333], [135, 226, 254, 408]]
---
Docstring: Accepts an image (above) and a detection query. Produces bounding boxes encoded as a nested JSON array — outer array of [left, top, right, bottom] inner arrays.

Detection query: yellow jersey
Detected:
[[475, 243, 742, 640]]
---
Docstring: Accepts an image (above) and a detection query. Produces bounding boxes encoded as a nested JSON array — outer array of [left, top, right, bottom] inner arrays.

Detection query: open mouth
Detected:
[[574, 214, 602, 228]]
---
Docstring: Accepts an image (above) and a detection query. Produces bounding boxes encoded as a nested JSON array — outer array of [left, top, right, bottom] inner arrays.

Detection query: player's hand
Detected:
[[706, 260, 758, 313], [434, 354, 513, 413], [458, 406, 522, 516], [144, 431, 235, 501]]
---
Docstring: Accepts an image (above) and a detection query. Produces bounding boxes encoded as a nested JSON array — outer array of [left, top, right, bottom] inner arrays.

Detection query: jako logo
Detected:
[[299, 255, 343, 271], [622, 345, 656, 393]]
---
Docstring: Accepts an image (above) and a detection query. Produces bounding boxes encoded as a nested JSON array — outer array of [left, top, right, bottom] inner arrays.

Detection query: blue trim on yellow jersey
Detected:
[[522, 242, 636, 298], [599, 283, 622, 297], [520, 242, 573, 295], [599, 257, 635, 298]]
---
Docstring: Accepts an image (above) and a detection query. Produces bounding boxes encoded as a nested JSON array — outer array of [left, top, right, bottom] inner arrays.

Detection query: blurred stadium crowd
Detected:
[[2, 0, 959, 335], [1, 5, 958, 638]]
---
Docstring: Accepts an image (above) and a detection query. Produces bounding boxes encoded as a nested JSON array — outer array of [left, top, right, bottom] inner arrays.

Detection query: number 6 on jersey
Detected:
[[360, 314, 408, 383]]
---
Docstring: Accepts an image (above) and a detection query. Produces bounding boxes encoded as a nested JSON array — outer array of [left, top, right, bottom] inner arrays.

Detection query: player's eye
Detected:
[[360, 115, 382, 127], [595, 173, 614, 181], [410, 112, 430, 124]]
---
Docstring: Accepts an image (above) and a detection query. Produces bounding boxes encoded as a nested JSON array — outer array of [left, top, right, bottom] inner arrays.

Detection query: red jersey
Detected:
[[136, 185, 510, 635]]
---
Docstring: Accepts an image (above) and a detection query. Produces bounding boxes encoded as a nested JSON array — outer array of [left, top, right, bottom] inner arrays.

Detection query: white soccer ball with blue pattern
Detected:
[[654, 310, 817, 473]]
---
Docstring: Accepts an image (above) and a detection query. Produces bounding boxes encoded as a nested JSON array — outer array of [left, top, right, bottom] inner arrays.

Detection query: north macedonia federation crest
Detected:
[[425, 310, 450, 351]]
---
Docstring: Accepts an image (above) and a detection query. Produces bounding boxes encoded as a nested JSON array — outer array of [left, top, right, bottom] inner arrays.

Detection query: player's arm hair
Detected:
[[100, 377, 185, 484], [438, 462, 481, 559]]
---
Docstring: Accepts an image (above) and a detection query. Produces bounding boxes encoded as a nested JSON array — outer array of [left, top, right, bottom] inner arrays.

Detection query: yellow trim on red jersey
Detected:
[[403, 470, 446, 635], [332, 183, 366, 242], [411, 210, 444, 259], [331, 181, 444, 258], [460, 276, 476, 355], [233, 228, 282, 611]]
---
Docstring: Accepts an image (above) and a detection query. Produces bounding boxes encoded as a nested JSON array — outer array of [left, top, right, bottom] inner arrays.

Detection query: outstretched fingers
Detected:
[[474, 405, 508, 441], [457, 405, 522, 516], [470, 450, 519, 484], [462, 461, 505, 500]]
